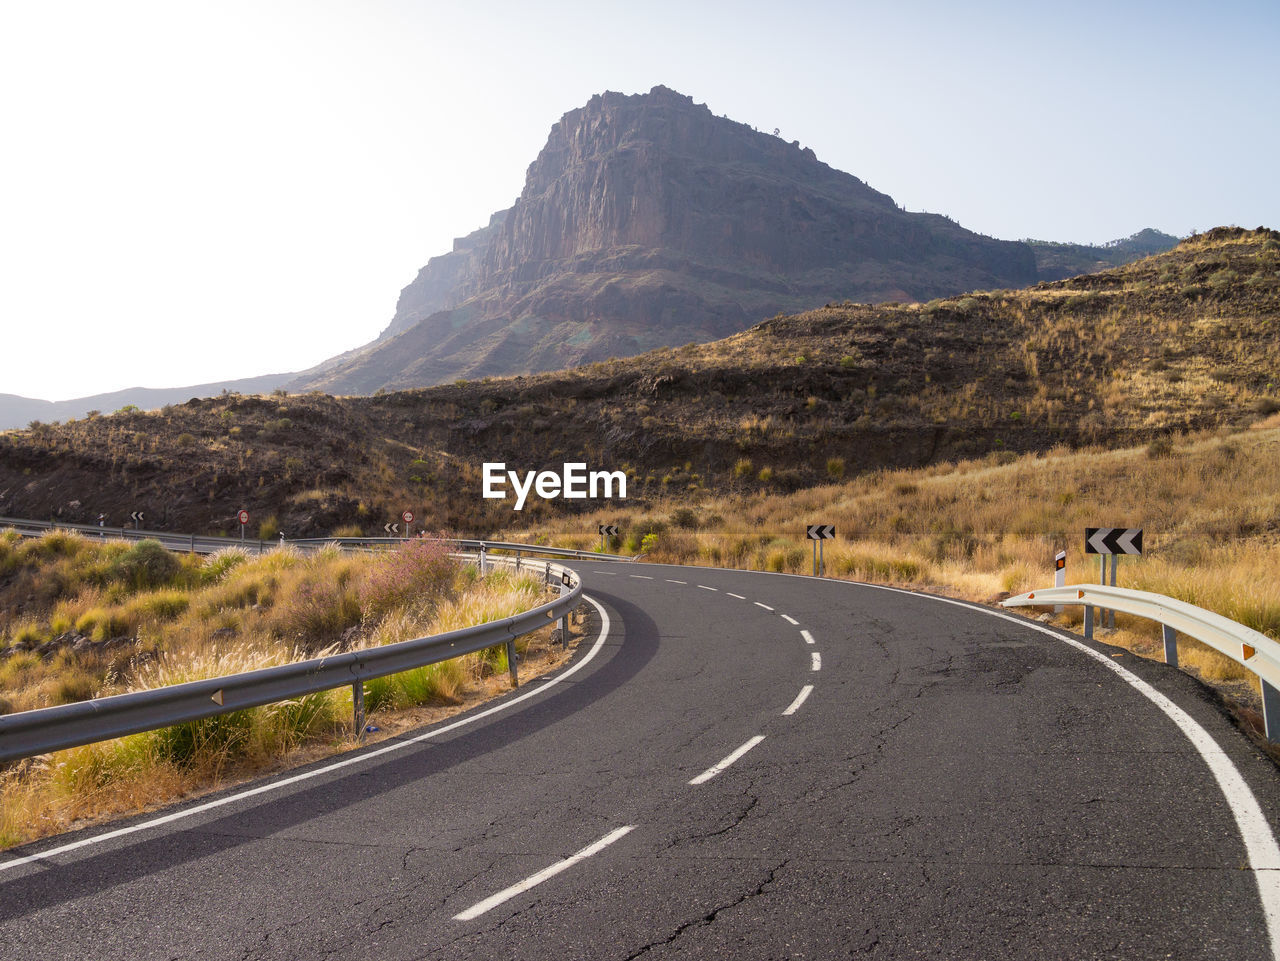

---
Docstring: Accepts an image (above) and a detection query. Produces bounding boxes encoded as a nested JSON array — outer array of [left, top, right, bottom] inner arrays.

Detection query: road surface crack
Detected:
[[621, 859, 788, 959]]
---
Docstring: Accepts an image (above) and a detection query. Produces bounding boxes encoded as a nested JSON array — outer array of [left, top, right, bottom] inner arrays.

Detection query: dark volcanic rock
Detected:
[[293, 86, 1038, 395]]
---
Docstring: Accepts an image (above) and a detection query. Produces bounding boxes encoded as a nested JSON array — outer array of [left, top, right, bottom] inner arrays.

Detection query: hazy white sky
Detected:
[[2, 0, 1277, 401]]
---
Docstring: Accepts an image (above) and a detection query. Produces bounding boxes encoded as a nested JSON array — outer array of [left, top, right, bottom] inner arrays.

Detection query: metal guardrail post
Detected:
[[506, 639, 519, 688], [1264, 682, 1280, 743], [352, 681, 366, 740], [1162, 624, 1179, 667], [1084, 605, 1094, 640]]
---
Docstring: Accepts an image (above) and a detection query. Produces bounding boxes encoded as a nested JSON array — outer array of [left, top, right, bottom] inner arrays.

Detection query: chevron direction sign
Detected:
[[599, 524, 619, 537], [806, 524, 835, 540], [1085, 527, 1143, 555]]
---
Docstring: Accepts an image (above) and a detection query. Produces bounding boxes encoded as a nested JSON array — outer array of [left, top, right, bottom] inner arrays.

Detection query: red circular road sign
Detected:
[[402, 510, 414, 525], [238, 509, 250, 525]]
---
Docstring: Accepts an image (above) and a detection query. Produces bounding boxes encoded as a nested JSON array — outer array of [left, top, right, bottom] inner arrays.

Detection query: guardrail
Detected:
[[0, 516, 638, 563], [1003, 584, 1280, 742], [0, 551, 583, 764]]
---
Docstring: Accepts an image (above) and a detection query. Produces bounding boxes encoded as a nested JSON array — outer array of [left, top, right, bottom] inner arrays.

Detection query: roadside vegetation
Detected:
[[0, 535, 568, 849], [526, 420, 1280, 726]]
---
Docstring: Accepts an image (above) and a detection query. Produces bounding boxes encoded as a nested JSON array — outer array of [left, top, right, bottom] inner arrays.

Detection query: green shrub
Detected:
[[112, 540, 180, 589], [671, 507, 699, 529]]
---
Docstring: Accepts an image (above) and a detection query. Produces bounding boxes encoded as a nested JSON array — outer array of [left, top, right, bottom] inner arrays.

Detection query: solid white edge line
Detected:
[[452, 824, 635, 922], [754, 602, 774, 611], [697, 584, 718, 592], [1, 596, 615, 874], [782, 685, 814, 716], [726, 592, 746, 600], [689, 735, 766, 785], [863, 581, 1280, 961], [781, 615, 799, 625], [810, 652, 822, 671], [800, 630, 815, 645]]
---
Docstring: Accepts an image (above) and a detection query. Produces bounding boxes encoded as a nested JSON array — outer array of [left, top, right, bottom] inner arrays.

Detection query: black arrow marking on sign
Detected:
[[1085, 527, 1143, 555], [806, 524, 835, 540], [599, 525, 619, 536]]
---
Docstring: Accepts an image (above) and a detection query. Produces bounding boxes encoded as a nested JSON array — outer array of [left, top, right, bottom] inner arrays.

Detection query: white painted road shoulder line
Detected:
[[453, 825, 636, 921], [801, 630, 815, 645], [754, 602, 774, 611], [780, 614, 799, 625], [811, 652, 822, 671], [782, 685, 814, 716], [726, 592, 746, 600], [698, 584, 718, 592], [1, 597, 615, 874], [689, 735, 766, 785]]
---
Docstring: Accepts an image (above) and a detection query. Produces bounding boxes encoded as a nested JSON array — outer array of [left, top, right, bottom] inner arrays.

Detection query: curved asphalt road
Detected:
[[3, 564, 1280, 959]]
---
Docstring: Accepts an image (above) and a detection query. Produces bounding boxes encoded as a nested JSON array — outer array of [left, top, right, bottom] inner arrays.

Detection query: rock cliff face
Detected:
[[295, 86, 1039, 394]]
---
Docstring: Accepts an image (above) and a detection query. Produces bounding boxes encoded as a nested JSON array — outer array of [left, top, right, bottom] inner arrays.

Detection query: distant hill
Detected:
[[0, 373, 295, 431], [2, 227, 1275, 537], [289, 85, 1040, 394], [1027, 227, 1180, 281]]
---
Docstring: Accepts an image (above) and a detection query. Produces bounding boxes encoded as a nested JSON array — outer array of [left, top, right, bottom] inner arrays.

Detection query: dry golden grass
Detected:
[[0, 538, 574, 850]]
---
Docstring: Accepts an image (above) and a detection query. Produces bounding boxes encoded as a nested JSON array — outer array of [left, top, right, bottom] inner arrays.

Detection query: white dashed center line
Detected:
[[801, 630, 815, 645], [697, 584, 718, 592], [726, 592, 746, 600], [629, 574, 653, 580], [665, 579, 687, 585], [783, 685, 814, 716], [811, 652, 822, 671], [780, 614, 798, 625], [453, 825, 636, 921], [754, 602, 774, 611], [689, 735, 767, 785]]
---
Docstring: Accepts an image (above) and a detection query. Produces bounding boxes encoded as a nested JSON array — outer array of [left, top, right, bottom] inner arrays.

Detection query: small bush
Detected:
[[359, 539, 458, 623], [671, 507, 699, 529], [112, 540, 181, 590]]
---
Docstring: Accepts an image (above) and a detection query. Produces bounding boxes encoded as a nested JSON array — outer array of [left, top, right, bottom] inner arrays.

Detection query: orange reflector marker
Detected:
[[1244, 644, 1257, 660], [1077, 590, 1086, 599], [1027, 593, 1035, 600]]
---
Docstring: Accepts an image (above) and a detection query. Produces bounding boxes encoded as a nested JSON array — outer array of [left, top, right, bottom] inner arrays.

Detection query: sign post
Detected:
[[806, 524, 835, 576], [237, 509, 250, 542], [599, 523, 618, 552], [1085, 528, 1143, 630], [130, 511, 144, 530]]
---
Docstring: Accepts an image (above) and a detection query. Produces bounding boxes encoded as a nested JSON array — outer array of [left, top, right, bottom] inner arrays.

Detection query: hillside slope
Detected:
[[1, 228, 1276, 538]]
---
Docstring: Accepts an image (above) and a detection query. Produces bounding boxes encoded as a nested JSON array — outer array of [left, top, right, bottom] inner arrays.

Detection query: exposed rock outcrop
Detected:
[[294, 85, 1040, 394]]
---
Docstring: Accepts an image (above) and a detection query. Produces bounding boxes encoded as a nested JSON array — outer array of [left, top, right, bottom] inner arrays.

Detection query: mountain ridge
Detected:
[[288, 85, 1043, 395]]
